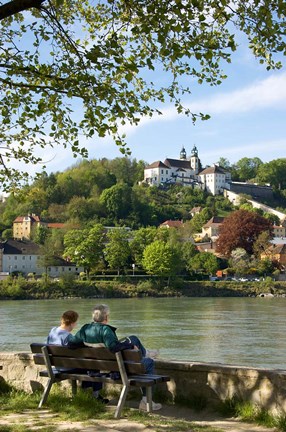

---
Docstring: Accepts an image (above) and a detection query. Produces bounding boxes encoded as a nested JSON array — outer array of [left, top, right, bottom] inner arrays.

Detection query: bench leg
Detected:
[[114, 385, 129, 419], [146, 387, 152, 413], [71, 379, 77, 396], [39, 378, 53, 408]]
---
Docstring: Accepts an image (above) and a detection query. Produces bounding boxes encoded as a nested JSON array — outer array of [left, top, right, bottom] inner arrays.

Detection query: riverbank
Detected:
[[0, 277, 285, 300], [0, 355, 282, 432]]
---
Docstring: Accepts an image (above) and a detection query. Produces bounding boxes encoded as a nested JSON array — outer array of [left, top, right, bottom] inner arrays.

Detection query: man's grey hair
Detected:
[[92, 304, 110, 322]]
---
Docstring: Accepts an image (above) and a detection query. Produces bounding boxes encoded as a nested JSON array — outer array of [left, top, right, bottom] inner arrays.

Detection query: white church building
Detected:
[[143, 145, 231, 195]]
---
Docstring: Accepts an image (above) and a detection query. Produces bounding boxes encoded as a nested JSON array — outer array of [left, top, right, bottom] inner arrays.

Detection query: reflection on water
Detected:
[[0, 297, 285, 369]]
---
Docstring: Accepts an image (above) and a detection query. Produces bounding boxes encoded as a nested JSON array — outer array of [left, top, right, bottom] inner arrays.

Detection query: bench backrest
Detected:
[[30, 343, 146, 375]]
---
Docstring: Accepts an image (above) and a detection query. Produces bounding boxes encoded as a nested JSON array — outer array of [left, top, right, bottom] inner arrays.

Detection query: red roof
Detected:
[[14, 215, 41, 223], [47, 223, 66, 229], [145, 161, 169, 169]]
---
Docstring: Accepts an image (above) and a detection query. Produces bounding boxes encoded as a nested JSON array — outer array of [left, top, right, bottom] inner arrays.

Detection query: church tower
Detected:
[[180, 146, 187, 160], [189, 144, 200, 174]]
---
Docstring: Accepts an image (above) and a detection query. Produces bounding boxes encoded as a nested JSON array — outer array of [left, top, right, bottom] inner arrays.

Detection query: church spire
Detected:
[[180, 146, 187, 160], [191, 144, 198, 157]]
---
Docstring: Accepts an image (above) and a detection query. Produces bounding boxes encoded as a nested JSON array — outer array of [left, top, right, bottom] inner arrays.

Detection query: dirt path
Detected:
[[0, 405, 278, 432]]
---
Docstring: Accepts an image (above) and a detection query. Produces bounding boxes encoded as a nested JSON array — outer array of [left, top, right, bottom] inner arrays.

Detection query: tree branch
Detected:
[[0, 0, 46, 20]]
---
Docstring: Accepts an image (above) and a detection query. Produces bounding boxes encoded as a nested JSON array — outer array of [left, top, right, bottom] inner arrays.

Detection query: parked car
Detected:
[[209, 276, 220, 281]]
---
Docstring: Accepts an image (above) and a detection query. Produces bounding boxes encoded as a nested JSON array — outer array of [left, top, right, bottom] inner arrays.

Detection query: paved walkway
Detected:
[[0, 404, 278, 432]]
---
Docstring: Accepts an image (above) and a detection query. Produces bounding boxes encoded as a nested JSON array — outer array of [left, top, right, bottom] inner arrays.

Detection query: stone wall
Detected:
[[1, 351, 286, 415]]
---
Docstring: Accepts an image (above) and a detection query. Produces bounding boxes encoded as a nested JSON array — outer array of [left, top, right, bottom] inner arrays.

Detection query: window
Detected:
[[166, 170, 168, 174], [22, 256, 25, 260], [14, 256, 17, 260]]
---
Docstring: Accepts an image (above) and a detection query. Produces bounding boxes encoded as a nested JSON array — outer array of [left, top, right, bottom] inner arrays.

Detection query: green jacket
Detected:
[[69, 322, 133, 353]]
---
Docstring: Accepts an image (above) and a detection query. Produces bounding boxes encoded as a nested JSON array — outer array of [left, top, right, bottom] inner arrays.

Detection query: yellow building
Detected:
[[13, 214, 42, 240]]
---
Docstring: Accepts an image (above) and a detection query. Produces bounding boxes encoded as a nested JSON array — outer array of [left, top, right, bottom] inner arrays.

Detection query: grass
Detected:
[[218, 397, 286, 431], [7, 382, 286, 432], [0, 382, 226, 432]]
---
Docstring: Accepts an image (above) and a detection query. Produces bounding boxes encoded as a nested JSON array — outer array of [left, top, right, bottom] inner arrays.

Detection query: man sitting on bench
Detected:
[[69, 303, 161, 411]]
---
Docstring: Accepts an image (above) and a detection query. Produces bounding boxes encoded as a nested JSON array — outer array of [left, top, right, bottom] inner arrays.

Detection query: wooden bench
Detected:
[[30, 343, 170, 418]]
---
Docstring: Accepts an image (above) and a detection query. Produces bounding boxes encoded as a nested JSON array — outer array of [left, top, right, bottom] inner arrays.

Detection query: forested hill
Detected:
[[0, 156, 286, 236]]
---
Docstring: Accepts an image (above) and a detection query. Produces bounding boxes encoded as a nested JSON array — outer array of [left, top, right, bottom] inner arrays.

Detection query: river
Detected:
[[1, 297, 285, 369]]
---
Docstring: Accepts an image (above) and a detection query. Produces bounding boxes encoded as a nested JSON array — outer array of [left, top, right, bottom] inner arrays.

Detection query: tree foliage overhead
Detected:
[[216, 209, 273, 257], [1, 0, 286, 188]]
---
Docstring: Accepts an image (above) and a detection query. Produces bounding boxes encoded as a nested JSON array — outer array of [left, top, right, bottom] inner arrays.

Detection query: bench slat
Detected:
[[39, 371, 158, 387], [31, 343, 142, 362], [33, 354, 145, 374]]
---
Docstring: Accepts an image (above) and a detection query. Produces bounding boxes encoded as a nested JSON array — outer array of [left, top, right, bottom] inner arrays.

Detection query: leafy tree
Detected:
[[229, 248, 250, 276], [189, 207, 212, 233], [130, 227, 157, 265], [33, 224, 50, 245], [257, 257, 275, 276], [104, 228, 131, 274], [66, 196, 94, 222], [188, 251, 219, 275], [105, 158, 145, 186], [100, 183, 132, 222], [216, 209, 273, 257], [38, 235, 64, 276], [217, 157, 231, 170], [1, 228, 12, 240], [127, 186, 155, 228], [257, 159, 286, 190], [252, 231, 272, 258], [142, 240, 182, 277], [235, 157, 263, 181], [0, 1, 285, 187], [46, 203, 67, 222], [181, 242, 199, 272], [63, 224, 105, 275], [263, 213, 280, 226]]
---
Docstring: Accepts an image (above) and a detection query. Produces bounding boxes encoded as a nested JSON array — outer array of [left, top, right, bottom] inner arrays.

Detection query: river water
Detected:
[[1, 297, 286, 369]]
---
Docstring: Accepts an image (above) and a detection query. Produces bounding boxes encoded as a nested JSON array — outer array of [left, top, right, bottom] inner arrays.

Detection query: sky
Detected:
[[12, 31, 286, 178]]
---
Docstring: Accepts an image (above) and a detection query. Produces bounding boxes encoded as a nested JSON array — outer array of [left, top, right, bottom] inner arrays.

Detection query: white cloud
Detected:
[[118, 72, 286, 136], [201, 138, 286, 165]]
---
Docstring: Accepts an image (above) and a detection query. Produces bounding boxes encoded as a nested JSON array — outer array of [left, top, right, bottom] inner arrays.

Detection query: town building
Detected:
[[13, 214, 41, 240], [13, 215, 67, 240], [201, 216, 224, 240], [143, 146, 276, 202], [198, 165, 231, 195], [143, 145, 233, 194], [0, 239, 83, 277], [159, 220, 184, 229], [260, 243, 286, 271], [143, 145, 202, 188]]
